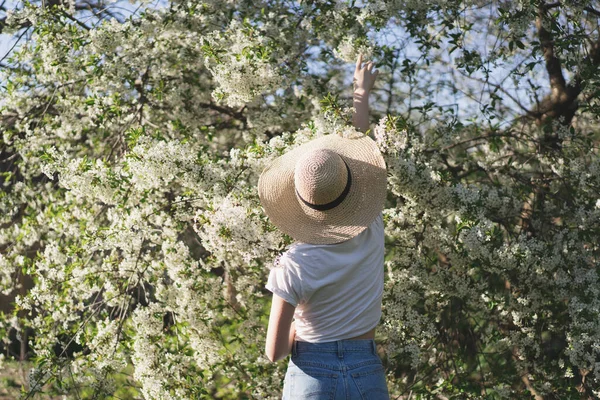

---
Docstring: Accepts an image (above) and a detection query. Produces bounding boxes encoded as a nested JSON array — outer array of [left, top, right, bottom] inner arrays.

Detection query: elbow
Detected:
[[265, 345, 286, 363], [266, 352, 276, 363], [265, 346, 276, 362]]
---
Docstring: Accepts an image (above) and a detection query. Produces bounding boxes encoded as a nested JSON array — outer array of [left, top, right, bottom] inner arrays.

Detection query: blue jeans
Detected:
[[282, 339, 390, 400]]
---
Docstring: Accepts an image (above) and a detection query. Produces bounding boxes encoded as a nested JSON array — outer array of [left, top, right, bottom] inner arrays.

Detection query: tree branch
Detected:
[[453, 66, 538, 117], [544, 2, 561, 10], [0, 27, 30, 65], [197, 102, 248, 125], [533, 3, 588, 127], [537, 4, 567, 98], [60, 9, 90, 30], [583, 6, 600, 18]]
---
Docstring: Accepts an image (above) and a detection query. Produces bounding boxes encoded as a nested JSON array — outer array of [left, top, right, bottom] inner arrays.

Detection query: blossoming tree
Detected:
[[1, 0, 599, 398]]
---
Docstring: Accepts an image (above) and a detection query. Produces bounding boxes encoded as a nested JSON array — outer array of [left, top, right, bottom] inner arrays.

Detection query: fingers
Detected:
[[356, 56, 376, 72], [355, 55, 378, 87], [355, 54, 362, 73]]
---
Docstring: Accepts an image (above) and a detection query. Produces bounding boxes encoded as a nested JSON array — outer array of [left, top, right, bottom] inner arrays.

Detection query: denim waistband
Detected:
[[292, 339, 377, 358]]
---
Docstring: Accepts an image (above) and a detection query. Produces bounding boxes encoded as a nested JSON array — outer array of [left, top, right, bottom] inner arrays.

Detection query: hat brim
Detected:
[[258, 134, 387, 244]]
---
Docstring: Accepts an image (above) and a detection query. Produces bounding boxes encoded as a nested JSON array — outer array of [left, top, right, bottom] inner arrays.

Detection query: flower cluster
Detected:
[[202, 19, 283, 107]]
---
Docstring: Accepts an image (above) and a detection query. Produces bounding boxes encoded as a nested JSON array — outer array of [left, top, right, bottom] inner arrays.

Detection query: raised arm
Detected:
[[352, 54, 379, 135]]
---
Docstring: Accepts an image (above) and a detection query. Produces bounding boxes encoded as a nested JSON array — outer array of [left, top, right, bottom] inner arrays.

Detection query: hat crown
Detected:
[[294, 149, 348, 206]]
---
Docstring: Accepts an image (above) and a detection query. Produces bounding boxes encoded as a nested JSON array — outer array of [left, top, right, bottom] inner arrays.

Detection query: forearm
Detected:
[[265, 295, 296, 362], [352, 88, 370, 134], [287, 321, 296, 355]]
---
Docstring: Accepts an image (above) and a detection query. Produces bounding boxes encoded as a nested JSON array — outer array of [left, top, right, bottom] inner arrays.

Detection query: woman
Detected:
[[258, 54, 389, 399]]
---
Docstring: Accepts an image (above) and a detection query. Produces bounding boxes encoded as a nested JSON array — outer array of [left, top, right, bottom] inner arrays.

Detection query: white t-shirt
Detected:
[[265, 213, 384, 342]]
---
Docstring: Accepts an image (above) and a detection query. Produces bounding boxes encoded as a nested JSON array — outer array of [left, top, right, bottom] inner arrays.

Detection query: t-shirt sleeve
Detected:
[[265, 254, 303, 308]]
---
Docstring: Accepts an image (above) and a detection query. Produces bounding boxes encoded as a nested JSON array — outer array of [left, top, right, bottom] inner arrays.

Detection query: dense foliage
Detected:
[[1, 0, 599, 398]]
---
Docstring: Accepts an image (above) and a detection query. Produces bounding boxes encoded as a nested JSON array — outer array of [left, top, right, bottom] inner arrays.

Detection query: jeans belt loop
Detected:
[[371, 339, 377, 355], [292, 340, 297, 357], [337, 340, 343, 359]]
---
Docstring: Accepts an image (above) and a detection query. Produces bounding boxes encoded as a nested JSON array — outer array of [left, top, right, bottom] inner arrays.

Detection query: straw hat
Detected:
[[258, 133, 387, 244]]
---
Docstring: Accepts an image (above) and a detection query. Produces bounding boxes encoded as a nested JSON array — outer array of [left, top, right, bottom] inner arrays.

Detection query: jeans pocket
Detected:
[[284, 366, 338, 400], [350, 364, 389, 400]]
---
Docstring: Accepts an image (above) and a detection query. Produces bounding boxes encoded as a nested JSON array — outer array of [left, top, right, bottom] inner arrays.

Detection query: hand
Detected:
[[353, 54, 379, 95]]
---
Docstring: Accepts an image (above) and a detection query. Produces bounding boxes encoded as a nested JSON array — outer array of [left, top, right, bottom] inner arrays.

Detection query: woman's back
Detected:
[[267, 213, 384, 342]]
